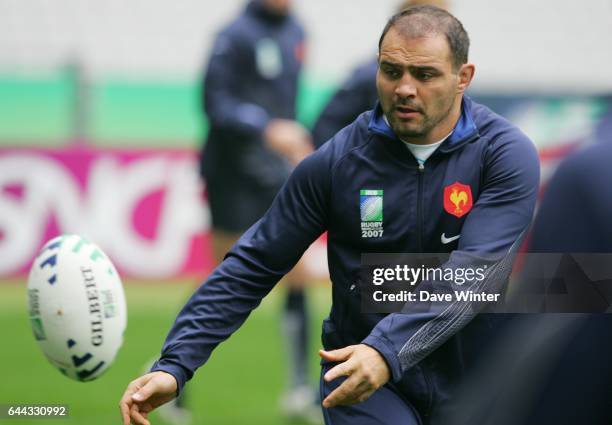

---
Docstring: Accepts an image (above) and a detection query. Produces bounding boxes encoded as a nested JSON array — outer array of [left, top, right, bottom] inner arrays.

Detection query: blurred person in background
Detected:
[[120, 6, 539, 425], [312, 0, 449, 148], [200, 0, 318, 421], [159, 0, 319, 424], [528, 111, 612, 253], [520, 109, 612, 425], [439, 110, 612, 425]]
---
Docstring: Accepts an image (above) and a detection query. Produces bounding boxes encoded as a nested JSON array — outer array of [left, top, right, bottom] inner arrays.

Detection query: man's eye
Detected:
[[384, 68, 401, 79], [417, 72, 434, 81]]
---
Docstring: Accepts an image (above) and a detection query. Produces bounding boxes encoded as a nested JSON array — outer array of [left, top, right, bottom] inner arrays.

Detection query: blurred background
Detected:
[[1, 0, 611, 424]]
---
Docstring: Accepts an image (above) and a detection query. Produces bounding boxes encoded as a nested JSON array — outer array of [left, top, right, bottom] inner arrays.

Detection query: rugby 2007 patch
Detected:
[[360, 190, 384, 238]]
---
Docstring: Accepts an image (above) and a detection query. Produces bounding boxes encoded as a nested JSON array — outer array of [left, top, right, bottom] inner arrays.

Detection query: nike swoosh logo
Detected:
[[441, 233, 461, 244]]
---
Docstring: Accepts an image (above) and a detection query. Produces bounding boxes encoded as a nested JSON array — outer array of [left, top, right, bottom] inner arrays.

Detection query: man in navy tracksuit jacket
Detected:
[[200, 0, 307, 224], [120, 6, 539, 425]]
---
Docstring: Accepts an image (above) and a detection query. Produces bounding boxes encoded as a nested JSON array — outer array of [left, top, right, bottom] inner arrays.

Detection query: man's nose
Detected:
[[395, 74, 417, 98]]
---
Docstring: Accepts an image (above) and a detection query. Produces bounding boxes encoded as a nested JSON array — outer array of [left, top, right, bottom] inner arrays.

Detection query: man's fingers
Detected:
[[321, 344, 390, 409], [130, 403, 150, 425], [119, 405, 130, 425], [319, 346, 354, 362], [351, 387, 376, 405], [323, 378, 377, 408], [132, 379, 156, 402], [323, 360, 354, 382], [321, 346, 358, 382], [119, 371, 178, 425], [322, 375, 361, 408], [358, 388, 376, 403], [119, 396, 132, 425], [119, 383, 140, 425], [119, 375, 153, 424]]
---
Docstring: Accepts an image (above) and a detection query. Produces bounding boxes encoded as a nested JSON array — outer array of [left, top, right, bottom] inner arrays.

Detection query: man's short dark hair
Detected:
[[378, 5, 470, 70]]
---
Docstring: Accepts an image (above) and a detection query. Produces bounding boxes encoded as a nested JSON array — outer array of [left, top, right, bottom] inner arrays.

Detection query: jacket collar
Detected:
[[368, 96, 479, 153]]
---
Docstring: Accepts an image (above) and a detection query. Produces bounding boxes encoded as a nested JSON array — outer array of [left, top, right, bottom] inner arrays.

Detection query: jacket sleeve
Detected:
[[362, 131, 541, 382], [203, 31, 270, 138], [151, 148, 331, 394]]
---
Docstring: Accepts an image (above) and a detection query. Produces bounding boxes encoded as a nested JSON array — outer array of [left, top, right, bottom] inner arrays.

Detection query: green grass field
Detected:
[[0, 280, 331, 425]]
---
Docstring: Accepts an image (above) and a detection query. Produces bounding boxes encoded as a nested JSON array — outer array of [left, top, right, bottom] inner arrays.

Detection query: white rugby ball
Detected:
[[27, 234, 127, 381]]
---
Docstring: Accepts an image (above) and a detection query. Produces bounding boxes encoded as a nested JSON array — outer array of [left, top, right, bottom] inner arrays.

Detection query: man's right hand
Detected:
[[119, 371, 178, 425], [264, 119, 314, 166]]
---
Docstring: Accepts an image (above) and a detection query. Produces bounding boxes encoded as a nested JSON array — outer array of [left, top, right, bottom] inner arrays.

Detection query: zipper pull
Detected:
[[418, 163, 425, 172]]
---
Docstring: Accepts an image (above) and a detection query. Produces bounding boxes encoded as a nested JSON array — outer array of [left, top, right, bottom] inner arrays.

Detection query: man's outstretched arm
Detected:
[[118, 148, 332, 423]]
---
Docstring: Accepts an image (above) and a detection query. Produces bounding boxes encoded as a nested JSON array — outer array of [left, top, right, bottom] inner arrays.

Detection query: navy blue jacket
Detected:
[[312, 58, 378, 148], [153, 97, 540, 414], [200, 1, 305, 190]]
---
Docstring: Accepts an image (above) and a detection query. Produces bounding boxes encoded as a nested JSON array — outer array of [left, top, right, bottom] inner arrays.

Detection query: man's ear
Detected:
[[457, 63, 475, 94]]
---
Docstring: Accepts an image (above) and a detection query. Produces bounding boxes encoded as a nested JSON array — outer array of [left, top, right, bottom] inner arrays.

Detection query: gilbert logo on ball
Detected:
[[27, 234, 127, 381]]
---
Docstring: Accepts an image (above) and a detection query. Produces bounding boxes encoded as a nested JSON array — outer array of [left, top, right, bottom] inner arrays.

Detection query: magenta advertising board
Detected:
[[0, 146, 214, 279]]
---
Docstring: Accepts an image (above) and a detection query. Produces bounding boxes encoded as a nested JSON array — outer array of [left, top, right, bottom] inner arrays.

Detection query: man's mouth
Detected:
[[394, 106, 421, 119]]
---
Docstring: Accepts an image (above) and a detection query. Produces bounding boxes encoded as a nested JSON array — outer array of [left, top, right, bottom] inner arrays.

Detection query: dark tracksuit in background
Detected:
[[201, 0, 305, 231]]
